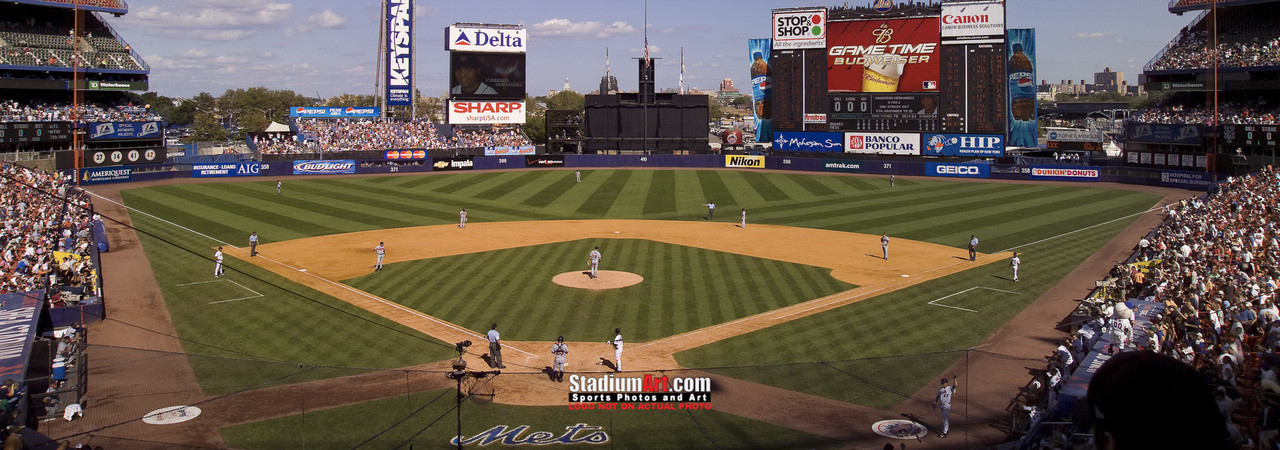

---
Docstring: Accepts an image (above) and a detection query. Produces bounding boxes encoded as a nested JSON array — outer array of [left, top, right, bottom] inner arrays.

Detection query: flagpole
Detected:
[[643, 0, 648, 155]]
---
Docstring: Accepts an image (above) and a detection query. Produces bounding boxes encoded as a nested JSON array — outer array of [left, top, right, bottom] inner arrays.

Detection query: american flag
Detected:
[[644, 37, 650, 68]]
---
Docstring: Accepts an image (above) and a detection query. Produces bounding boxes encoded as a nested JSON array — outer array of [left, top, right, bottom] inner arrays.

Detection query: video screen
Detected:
[[450, 52, 526, 100], [827, 17, 941, 93]]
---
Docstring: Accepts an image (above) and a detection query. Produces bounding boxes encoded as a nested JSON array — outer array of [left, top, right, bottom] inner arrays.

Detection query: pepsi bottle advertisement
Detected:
[[748, 38, 773, 143], [1006, 28, 1037, 148]]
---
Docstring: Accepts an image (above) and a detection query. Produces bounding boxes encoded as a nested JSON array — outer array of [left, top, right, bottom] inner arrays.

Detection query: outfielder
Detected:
[[551, 336, 569, 382], [459, 209, 467, 228], [968, 235, 978, 261], [374, 242, 386, 271], [703, 201, 715, 220], [610, 328, 623, 372], [588, 247, 602, 279], [740, 208, 747, 228], [934, 375, 957, 438], [276, 180, 282, 194], [890, 174, 895, 187], [213, 246, 224, 277], [249, 232, 258, 257], [575, 170, 581, 183], [881, 233, 889, 260], [1011, 252, 1021, 281]]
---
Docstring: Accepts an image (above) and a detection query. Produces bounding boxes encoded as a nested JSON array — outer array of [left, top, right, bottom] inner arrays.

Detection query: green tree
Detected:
[[189, 112, 229, 141], [547, 90, 585, 111], [324, 93, 378, 107], [415, 94, 444, 122], [523, 95, 547, 145], [708, 97, 724, 120]]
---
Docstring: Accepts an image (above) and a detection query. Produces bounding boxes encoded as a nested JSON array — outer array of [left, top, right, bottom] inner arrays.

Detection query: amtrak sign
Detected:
[[448, 26, 526, 53]]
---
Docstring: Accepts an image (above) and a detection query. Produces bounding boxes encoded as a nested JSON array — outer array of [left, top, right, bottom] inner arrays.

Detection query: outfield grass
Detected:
[[345, 239, 855, 342], [219, 388, 836, 449], [121, 169, 1161, 398]]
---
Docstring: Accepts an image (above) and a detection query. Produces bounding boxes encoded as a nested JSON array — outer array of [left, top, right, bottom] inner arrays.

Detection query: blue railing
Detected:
[[1144, 10, 1207, 72]]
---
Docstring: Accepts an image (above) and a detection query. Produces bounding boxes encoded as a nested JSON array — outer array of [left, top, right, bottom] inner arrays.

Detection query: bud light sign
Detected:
[[922, 134, 1004, 157], [293, 160, 355, 175], [927, 162, 989, 178]]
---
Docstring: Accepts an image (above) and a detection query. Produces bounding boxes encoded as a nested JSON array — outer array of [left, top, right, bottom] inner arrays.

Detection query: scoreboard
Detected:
[[0, 122, 73, 145], [940, 43, 1006, 134], [828, 94, 939, 132]]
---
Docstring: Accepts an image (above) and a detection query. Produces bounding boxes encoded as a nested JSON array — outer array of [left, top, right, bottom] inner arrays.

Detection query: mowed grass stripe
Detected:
[[642, 170, 677, 216], [521, 172, 579, 208], [576, 170, 633, 215], [605, 170, 654, 217], [120, 192, 252, 245], [899, 188, 1145, 245], [738, 172, 791, 202], [309, 179, 474, 222], [696, 171, 738, 208], [163, 185, 347, 236], [842, 185, 1085, 234], [804, 183, 1049, 230], [475, 171, 548, 201], [432, 173, 496, 194], [746, 180, 964, 217], [218, 183, 420, 230], [323, 178, 562, 222], [761, 182, 1010, 226], [983, 196, 1159, 249], [783, 173, 839, 197], [832, 175, 880, 191]]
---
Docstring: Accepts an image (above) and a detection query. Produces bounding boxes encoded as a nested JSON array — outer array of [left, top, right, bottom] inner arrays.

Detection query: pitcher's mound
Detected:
[[552, 271, 643, 290]]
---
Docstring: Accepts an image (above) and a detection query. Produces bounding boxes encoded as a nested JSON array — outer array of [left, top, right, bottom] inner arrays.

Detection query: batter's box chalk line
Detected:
[[927, 286, 1020, 313], [175, 279, 265, 305]]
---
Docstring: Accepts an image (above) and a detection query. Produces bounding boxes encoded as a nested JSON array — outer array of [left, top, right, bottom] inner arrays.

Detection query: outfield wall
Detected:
[[68, 155, 1218, 191]]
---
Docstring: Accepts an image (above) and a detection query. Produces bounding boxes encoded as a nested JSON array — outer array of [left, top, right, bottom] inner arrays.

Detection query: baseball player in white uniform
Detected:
[[374, 242, 386, 271], [703, 202, 715, 220], [1011, 252, 1021, 281], [890, 174, 895, 187], [575, 171, 581, 183], [276, 180, 282, 194], [551, 336, 569, 382], [214, 246, 224, 277], [881, 233, 889, 260], [610, 328, 623, 372], [459, 209, 467, 228], [740, 209, 747, 228], [588, 247, 602, 279], [934, 376, 957, 438], [249, 232, 258, 257]]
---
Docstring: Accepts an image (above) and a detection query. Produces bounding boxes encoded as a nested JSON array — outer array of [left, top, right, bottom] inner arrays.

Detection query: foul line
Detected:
[[175, 279, 265, 304], [1000, 206, 1161, 254], [927, 287, 1021, 313]]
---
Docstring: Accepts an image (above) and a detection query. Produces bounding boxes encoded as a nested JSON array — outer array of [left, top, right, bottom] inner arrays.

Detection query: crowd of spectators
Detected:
[[256, 118, 532, 154], [1149, 29, 1280, 71], [1127, 101, 1279, 125], [0, 99, 161, 123], [0, 162, 98, 297], [1020, 167, 1280, 448]]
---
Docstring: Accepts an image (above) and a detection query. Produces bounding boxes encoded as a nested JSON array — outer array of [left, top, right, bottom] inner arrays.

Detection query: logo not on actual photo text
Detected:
[[567, 374, 712, 404]]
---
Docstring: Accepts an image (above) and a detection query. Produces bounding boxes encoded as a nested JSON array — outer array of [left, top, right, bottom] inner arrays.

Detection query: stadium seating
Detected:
[[1147, 3, 1280, 71], [0, 162, 98, 296], [259, 118, 532, 154], [0, 99, 161, 123], [1127, 93, 1279, 125], [0, 8, 143, 71]]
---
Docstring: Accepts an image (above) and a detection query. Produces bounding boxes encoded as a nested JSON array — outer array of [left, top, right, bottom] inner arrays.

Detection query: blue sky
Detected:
[[112, 0, 1195, 99]]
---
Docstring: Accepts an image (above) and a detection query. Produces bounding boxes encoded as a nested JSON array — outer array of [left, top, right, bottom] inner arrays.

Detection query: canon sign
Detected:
[[940, 1, 1005, 42], [449, 101, 527, 125]]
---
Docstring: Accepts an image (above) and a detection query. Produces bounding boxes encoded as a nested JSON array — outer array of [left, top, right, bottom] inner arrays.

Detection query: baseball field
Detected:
[[51, 168, 1178, 448]]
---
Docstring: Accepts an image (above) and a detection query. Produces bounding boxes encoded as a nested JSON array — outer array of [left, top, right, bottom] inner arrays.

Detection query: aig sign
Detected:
[[927, 162, 990, 178], [772, 8, 827, 49]]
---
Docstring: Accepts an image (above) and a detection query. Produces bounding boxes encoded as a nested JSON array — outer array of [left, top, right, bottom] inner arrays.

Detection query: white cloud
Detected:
[[1074, 30, 1114, 39], [182, 48, 208, 58], [125, 1, 294, 41], [629, 45, 661, 56], [416, 5, 439, 18], [531, 19, 637, 39], [286, 8, 348, 36]]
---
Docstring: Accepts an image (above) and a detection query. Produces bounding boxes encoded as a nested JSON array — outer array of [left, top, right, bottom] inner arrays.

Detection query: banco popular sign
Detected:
[[844, 132, 920, 155]]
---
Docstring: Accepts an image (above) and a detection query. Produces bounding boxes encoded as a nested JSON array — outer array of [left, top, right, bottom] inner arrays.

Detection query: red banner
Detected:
[[827, 18, 940, 93]]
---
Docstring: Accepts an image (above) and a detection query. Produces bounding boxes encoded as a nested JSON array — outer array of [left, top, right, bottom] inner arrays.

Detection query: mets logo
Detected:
[[1223, 126, 1236, 141], [871, 419, 927, 439], [927, 135, 946, 153], [872, 0, 895, 13], [871, 24, 894, 44]]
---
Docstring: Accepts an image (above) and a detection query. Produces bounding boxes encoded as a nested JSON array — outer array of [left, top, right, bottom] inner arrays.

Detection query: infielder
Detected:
[[575, 170, 581, 183], [740, 208, 747, 228], [249, 232, 258, 257], [703, 201, 715, 220], [487, 323, 505, 369], [213, 246, 224, 277], [968, 235, 978, 261], [1011, 252, 1021, 281], [934, 376, 957, 438], [588, 246, 602, 279], [551, 336, 569, 382], [881, 233, 890, 260], [276, 180, 282, 194], [609, 328, 623, 372], [459, 209, 467, 228], [374, 242, 386, 271]]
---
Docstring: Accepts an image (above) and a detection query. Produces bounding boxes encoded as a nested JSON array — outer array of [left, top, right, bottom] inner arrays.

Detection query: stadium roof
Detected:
[[1169, 0, 1280, 14]]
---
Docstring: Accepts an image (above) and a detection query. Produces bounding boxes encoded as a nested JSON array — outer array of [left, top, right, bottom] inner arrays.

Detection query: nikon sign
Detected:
[[724, 155, 765, 168], [772, 8, 826, 50]]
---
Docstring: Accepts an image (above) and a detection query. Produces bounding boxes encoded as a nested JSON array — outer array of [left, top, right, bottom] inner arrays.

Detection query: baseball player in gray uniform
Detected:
[[703, 202, 715, 220], [890, 174, 895, 187], [934, 375, 957, 438], [969, 235, 978, 261], [1011, 252, 1021, 281], [575, 171, 581, 183], [609, 328, 623, 372], [740, 209, 747, 228], [551, 336, 569, 382], [588, 247, 602, 279], [881, 233, 889, 260], [459, 209, 467, 228], [374, 242, 386, 271], [214, 246, 224, 277], [276, 180, 282, 194], [249, 232, 258, 257]]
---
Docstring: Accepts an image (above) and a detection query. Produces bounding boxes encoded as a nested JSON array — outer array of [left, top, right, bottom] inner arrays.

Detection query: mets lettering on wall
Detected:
[[772, 9, 827, 49], [448, 26, 527, 53], [449, 101, 527, 124], [385, 0, 412, 106]]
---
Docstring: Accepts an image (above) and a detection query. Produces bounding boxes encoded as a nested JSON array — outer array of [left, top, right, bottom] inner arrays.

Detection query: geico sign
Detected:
[[452, 102, 524, 114], [936, 165, 980, 175]]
